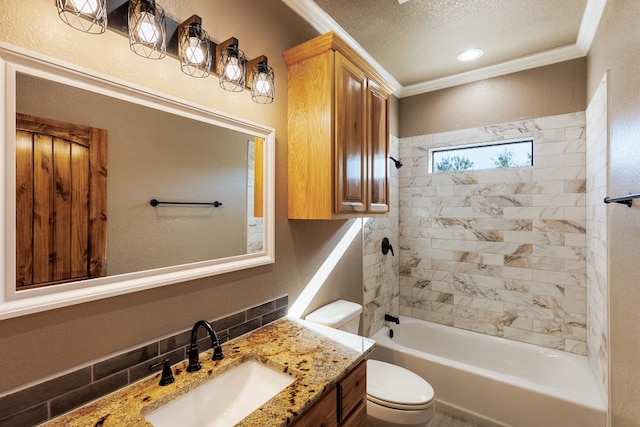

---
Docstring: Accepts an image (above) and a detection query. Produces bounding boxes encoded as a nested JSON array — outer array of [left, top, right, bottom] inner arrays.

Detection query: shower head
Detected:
[[389, 156, 403, 169]]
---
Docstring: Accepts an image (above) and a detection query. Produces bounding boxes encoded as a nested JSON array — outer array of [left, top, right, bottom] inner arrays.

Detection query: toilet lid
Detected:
[[366, 360, 434, 410]]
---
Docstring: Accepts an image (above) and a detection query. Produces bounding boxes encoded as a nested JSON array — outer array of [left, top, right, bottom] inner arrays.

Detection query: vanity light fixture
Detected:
[[457, 48, 484, 62], [178, 15, 212, 78], [54, 0, 275, 102], [247, 56, 275, 104], [128, 0, 167, 60], [56, 0, 107, 34], [218, 38, 246, 92]]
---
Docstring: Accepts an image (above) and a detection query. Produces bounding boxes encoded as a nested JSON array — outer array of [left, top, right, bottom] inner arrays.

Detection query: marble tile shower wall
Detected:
[[398, 112, 588, 354], [362, 135, 400, 337], [586, 73, 609, 402]]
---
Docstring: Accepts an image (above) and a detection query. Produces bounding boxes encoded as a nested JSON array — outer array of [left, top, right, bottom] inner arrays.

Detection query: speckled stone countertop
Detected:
[[40, 317, 375, 427]]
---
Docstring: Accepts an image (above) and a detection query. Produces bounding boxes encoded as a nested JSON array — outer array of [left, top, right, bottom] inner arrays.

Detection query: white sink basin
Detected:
[[145, 359, 296, 427]]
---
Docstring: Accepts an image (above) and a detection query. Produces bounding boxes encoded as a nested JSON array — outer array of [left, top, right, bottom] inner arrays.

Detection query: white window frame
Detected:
[[428, 137, 534, 173]]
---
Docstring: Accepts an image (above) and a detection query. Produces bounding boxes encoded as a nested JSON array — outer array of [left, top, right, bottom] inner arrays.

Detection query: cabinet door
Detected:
[[341, 402, 367, 427], [292, 386, 338, 427], [335, 52, 367, 214], [367, 79, 389, 213], [338, 361, 367, 422]]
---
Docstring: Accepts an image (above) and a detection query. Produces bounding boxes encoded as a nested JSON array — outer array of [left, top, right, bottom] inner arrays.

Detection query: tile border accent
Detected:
[[0, 296, 288, 427]]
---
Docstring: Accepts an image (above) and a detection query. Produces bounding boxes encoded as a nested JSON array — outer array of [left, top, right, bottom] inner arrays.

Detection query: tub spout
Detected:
[[384, 314, 400, 324]]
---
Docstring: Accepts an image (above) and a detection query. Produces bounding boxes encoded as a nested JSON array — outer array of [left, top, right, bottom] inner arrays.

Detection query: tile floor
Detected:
[[434, 409, 480, 427]]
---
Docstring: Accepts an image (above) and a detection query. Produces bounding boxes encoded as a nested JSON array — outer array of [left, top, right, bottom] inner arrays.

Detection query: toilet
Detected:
[[305, 300, 435, 427]]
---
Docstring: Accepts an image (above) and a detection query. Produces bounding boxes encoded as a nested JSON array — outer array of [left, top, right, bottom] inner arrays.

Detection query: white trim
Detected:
[[0, 42, 276, 320], [401, 44, 584, 97], [577, 0, 608, 53], [282, 0, 607, 97], [428, 138, 534, 174]]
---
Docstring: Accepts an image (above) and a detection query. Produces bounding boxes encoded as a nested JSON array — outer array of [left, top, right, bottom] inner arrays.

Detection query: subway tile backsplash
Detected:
[[0, 295, 287, 427]]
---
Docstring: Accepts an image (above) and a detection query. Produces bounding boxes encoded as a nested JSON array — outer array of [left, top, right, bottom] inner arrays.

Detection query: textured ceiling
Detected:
[[300, 0, 591, 94]]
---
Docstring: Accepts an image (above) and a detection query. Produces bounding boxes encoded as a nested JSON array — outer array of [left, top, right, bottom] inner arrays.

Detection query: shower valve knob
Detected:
[[381, 237, 394, 256]]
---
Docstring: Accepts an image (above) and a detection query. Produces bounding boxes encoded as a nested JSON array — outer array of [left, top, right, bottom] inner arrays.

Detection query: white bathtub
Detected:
[[369, 316, 606, 427]]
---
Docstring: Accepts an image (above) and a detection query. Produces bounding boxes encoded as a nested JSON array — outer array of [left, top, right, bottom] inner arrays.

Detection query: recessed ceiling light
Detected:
[[457, 48, 484, 62]]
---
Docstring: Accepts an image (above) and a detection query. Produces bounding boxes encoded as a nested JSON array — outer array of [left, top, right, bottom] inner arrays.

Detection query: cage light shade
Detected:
[[219, 45, 246, 92], [179, 23, 212, 78], [57, 0, 107, 34], [251, 61, 275, 104], [128, 0, 167, 59]]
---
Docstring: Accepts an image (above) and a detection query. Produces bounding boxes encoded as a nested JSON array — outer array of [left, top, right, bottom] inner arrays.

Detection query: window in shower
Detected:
[[429, 138, 533, 173]]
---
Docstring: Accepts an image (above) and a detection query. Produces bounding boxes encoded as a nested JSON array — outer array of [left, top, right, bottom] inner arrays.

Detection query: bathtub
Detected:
[[369, 316, 606, 427]]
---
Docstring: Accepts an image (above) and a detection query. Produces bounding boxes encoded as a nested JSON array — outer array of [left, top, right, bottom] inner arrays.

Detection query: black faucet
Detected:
[[384, 313, 400, 324], [187, 320, 224, 372]]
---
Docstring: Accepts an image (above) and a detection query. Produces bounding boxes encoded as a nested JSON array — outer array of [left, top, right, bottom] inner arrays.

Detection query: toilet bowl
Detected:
[[367, 359, 434, 427], [305, 300, 435, 427]]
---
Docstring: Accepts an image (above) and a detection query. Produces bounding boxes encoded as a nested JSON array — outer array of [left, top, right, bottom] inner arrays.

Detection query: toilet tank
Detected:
[[305, 300, 363, 334]]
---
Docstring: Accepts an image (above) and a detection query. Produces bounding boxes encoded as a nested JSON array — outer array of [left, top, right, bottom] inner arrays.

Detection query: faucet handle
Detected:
[[149, 358, 175, 386], [381, 237, 394, 256], [212, 344, 224, 361], [187, 348, 202, 372], [210, 330, 225, 361]]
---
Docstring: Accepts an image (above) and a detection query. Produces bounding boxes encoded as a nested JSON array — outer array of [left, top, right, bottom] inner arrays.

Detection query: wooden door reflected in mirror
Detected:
[[15, 113, 107, 290]]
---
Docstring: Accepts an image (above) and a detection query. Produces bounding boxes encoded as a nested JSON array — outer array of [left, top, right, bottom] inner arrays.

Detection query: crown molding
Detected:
[[282, 0, 607, 98], [576, 0, 608, 53], [281, 0, 402, 96], [400, 44, 585, 97]]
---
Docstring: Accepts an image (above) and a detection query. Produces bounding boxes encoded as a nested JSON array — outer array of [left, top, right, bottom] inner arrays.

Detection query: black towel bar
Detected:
[[150, 199, 222, 207], [603, 192, 640, 207]]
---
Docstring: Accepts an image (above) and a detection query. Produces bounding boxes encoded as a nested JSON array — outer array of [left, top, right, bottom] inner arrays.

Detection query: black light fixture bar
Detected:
[[101, 0, 264, 91]]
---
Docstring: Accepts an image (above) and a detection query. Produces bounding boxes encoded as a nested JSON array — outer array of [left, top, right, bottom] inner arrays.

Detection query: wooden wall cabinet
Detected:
[[292, 360, 367, 427], [284, 32, 394, 219]]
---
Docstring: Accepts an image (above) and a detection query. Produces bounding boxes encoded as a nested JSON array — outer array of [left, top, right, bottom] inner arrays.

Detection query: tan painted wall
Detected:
[[399, 58, 586, 137], [389, 94, 400, 137], [587, 0, 640, 425], [0, 0, 366, 395]]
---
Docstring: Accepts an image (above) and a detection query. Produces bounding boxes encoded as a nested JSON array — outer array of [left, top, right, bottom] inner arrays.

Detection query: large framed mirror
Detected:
[[0, 43, 275, 319]]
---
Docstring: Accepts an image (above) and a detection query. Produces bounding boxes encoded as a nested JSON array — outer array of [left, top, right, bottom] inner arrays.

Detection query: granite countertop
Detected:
[[40, 317, 375, 427]]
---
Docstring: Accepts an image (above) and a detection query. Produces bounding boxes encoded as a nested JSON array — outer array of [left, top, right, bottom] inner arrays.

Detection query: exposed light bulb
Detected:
[[58, 0, 106, 34], [185, 37, 205, 64], [70, 0, 98, 14], [224, 56, 242, 81], [255, 73, 271, 95], [137, 12, 159, 44]]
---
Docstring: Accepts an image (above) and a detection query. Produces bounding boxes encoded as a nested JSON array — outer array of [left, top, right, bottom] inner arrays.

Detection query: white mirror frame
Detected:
[[0, 42, 275, 320]]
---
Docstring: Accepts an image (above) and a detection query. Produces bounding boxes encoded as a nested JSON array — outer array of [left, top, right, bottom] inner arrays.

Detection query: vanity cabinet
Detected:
[[284, 32, 393, 219], [337, 360, 367, 426], [292, 360, 367, 427]]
